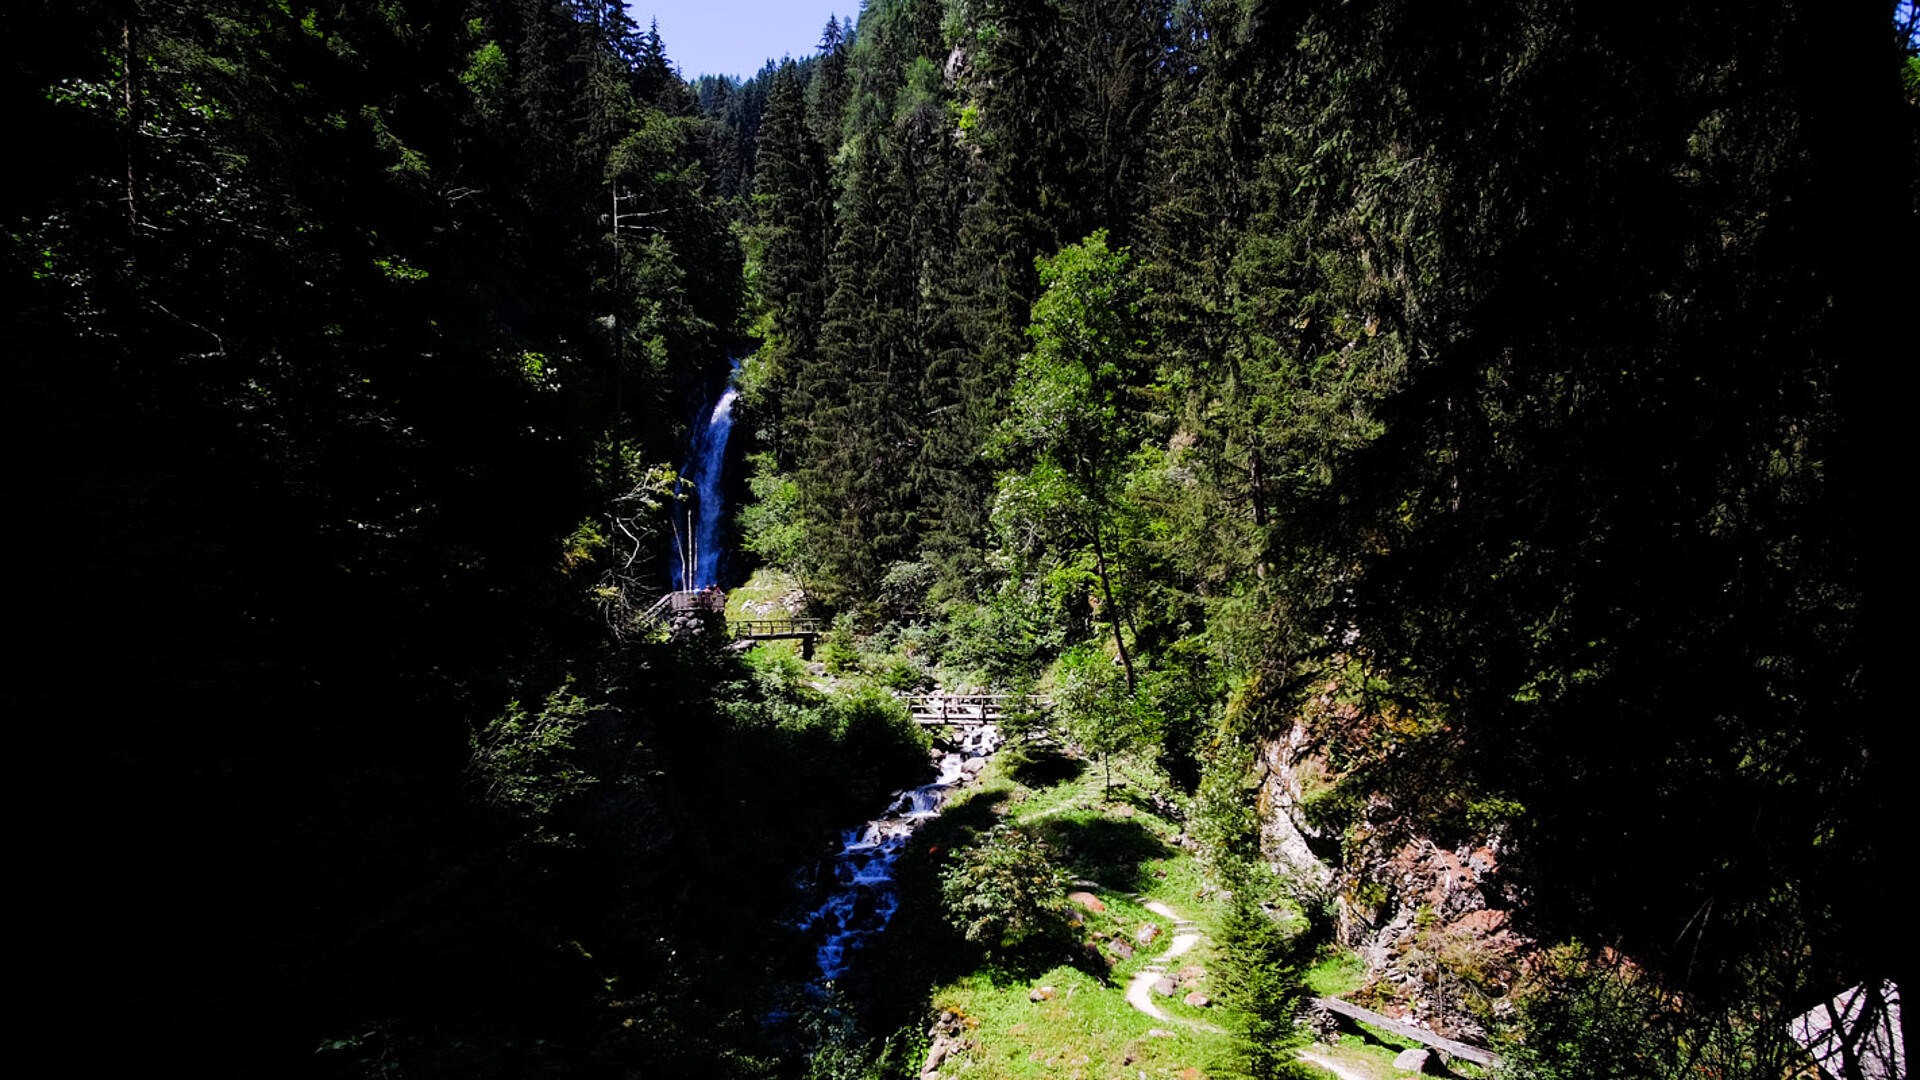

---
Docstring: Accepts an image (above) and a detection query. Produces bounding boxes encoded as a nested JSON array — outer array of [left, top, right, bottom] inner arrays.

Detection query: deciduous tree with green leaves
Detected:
[[993, 230, 1155, 691]]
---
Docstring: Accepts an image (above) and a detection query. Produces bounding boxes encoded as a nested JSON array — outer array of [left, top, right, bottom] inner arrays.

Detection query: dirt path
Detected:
[[1111, 896, 1222, 1032], [1298, 1049, 1376, 1080]]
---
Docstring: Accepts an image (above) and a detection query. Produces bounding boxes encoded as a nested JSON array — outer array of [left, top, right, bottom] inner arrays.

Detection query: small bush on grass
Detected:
[[940, 824, 1075, 957]]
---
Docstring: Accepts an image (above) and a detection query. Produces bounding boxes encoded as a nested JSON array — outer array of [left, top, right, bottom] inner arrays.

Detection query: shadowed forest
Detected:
[[12, 1, 1911, 1077]]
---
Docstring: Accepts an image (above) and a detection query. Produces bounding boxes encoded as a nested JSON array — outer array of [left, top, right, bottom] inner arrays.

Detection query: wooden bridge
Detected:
[[641, 592, 821, 656], [730, 615, 823, 658], [907, 693, 1051, 726]]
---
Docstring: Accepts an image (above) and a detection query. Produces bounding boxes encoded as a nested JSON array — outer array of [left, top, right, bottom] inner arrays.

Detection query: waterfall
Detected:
[[672, 382, 739, 590]]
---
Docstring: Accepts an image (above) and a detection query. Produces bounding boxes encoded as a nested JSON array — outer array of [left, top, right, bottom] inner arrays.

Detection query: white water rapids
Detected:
[[796, 722, 1003, 982]]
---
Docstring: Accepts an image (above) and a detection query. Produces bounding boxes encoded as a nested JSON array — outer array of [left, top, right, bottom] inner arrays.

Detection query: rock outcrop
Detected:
[[1256, 703, 1528, 1042]]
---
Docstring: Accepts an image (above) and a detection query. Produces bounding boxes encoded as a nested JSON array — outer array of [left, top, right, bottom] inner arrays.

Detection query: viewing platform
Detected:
[[642, 589, 824, 657]]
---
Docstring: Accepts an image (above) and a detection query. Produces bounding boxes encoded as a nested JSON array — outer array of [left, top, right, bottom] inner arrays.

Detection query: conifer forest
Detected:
[[13, 1, 1913, 1077]]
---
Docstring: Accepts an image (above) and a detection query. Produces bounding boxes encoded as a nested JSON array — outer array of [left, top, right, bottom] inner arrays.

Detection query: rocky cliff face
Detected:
[[1255, 707, 1527, 1042], [1254, 718, 1334, 890]]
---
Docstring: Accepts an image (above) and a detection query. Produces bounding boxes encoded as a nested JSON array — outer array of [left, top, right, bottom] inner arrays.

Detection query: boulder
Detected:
[[1111, 939, 1135, 960], [1153, 977, 1177, 997], [1029, 986, 1058, 1002], [1067, 890, 1107, 913], [1135, 923, 1161, 945], [921, 1039, 950, 1077], [1183, 991, 1211, 1008], [1392, 1048, 1431, 1073]]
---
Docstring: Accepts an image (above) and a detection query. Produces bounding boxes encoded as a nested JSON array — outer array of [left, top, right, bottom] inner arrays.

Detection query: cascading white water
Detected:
[[672, 383, 738, 590], [797, 723, 1004, 982]]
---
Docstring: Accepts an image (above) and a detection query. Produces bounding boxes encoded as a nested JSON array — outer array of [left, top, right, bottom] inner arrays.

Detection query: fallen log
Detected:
[[1311, 996, 1502, 1069]]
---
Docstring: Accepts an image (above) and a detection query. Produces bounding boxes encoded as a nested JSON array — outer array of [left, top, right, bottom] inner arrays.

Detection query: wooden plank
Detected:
[[1312, 997, 1502, 1069]]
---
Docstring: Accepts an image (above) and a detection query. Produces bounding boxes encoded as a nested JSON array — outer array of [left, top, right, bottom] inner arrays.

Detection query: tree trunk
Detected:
[[1089, 520, 1136, 693], [122, 19, 137, 234]]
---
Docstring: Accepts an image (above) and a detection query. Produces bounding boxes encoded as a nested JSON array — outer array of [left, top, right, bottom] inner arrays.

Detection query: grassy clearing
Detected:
[[911, 743, 1242, 1079], [1303, 950, 1367, 998], [725, 567, 800, 622], [725, 568, 809, 662]]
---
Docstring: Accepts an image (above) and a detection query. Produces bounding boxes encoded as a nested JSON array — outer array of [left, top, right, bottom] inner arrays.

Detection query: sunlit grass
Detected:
[[1304, 949, 1367, 998], [918, 742, 1242, 1078]]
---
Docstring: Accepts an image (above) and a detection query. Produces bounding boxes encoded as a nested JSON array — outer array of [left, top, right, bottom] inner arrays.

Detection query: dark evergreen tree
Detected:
[[749, 60, 832, 465], [809, 14, 853, 149]]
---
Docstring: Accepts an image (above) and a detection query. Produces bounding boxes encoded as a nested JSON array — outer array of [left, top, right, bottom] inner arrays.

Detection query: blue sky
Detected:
[[633, 2, 855, 81]]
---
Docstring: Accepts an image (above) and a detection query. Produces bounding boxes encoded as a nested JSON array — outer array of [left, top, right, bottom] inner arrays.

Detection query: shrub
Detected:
[[821, 611, 861, 673], [468, 679, 597, 843], [832, 685, 933, 799], [939, 824, 1074, 953]]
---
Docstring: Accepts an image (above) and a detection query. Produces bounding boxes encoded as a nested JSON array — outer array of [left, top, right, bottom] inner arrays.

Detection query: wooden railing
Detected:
[[641, 590, 724, 624], [670, 589, 726, 613], [730, 617, 823, 638], [907, 693, 1051, 725]]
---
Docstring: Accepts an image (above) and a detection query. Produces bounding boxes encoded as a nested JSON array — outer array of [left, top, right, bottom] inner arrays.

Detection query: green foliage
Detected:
[[829, 684, 934, 791], [931, 569, 1078, 684], [939, 824, 1075, 954], [1054, 643, 1157, 788], [469, 680, 597, 842], [991, 230, 1162, 692], [1213, 893, 1313, 1080], [876, 559, 935, 620], [1497, 955, 1802, 1080], [557, 517, 606, 574], [820, 611, 861, 673], [993, 231, 1152, 514], [738, 450, 807, 572], [1191, 740, 1264, 885], [458, 39, 508, 117]]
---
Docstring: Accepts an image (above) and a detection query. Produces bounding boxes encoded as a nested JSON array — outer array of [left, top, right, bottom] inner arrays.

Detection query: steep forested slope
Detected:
[[15, 0, 1911, 1076], [9, 2, 850, 1073], [735, 2, 1912, 1076]]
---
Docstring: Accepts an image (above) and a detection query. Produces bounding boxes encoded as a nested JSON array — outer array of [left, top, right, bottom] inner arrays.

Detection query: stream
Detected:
[[797, 722, 1004, 983], [671, 373, 996, 989]]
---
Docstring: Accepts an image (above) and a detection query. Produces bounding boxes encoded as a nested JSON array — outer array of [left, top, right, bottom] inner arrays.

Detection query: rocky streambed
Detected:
[[795, 722, 1003, 983]]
